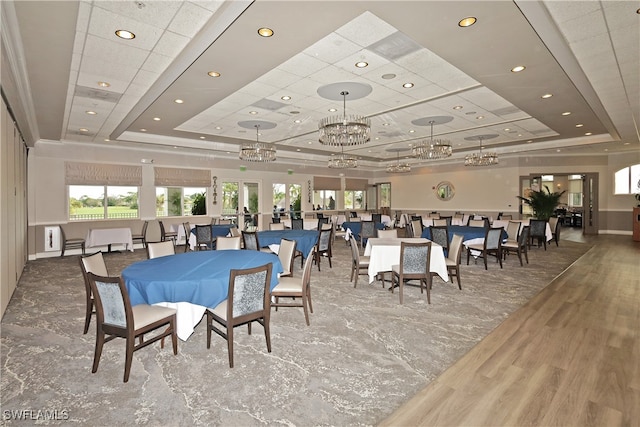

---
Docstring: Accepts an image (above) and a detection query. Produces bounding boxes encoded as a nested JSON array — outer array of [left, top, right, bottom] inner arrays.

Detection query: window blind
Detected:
[[345, 178, 367, 191], [154, 167, 211, 187], [65, 162, 142, 186], [313, 176, 341, 191]]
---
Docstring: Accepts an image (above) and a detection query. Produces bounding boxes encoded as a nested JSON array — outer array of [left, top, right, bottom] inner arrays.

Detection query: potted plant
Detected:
[[517, 185, 566, 221]]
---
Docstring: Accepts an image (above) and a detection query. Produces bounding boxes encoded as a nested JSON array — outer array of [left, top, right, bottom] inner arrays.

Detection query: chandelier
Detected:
[[239, 124, 276, 162], [328, 145, 357, 169], [412, 120, 452, 159], [386, 148, 411, 173], [464, 136, 498, 166], [319, 91, 370, 146]]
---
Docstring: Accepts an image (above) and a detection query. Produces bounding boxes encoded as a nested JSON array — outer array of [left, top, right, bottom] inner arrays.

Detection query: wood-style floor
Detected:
[[380, 229, 640, 426]]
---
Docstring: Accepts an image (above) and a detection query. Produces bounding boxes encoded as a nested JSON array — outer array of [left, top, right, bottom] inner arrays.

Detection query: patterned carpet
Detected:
[[1, 236, 590, 426]]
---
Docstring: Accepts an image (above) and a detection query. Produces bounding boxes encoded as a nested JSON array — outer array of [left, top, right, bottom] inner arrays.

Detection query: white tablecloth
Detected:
[[364, 237, 449, 284], [359, 214, 392, 227], [85, 227, 134, 252], [399, 214, 467, 228], [492, 219, 553, 241]]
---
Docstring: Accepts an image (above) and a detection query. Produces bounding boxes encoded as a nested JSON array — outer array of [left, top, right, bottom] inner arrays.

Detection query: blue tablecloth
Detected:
[[122, 250, 283, 308], [341, 222, 385, 240], [422, 225, 507, 242], [190, 224, 237, 249], [257, 230, 318, 258]]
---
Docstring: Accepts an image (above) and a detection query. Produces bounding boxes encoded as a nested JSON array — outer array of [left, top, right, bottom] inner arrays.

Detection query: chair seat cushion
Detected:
[[132, 304, 176, 330], [466, 243, 484, 251], [209, 300, 227, 320], [445, 258, 457, 267], [391, 264, 400, 273], [272, 278, 302, 293], [502, 241, 518, 249]]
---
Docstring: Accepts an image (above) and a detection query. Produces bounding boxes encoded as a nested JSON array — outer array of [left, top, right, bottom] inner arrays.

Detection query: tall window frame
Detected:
[[69, 185, 139, 221]]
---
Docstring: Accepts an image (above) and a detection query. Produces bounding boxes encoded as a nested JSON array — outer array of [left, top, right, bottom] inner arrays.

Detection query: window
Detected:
[[344, 190, 364, 210], [222, 181, 239, 215], [273, 184, 286, 212], [313, 190, 335, 210], [69, 185, 138, 220], [379, 183, 391, 208], [155, 187, 206, 217], [614, 164, 640, 195]]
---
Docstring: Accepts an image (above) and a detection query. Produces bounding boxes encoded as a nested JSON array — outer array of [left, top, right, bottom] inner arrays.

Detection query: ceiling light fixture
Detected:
[[464, 135, 499, 166], [239, 124, 276, 162], [355, 61, 368, 68], [319, 90, 370, 146], [328, 145, 357, 169], [458, 17, 477, 27], [257, 27, 274, 37], [412, 120, 452, 160], [207, 71, 221, 77], [386, 148, 411, 173], [115, 29, 135, 40], [511, 65, 526, 73]]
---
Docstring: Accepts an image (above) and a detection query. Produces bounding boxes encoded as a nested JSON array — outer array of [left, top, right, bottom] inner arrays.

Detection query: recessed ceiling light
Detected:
[[562, 111, 571, 116], [402, 82, 414, 88], [604, 148, 608, 152], [281, 95, 291, 101], [207, 71, 221, 77], [86, 111, 97, 115], [476, 115, 484, 119], [527, 140, 533, 143], [328, 108, 337, 112], [140, 128, 147, 132], [307, 141, 313, 145], [556, 149, 561, 152], [409, 130, 415, 133], [115, 29, 135, 40], [104, 138, 110, 142], [355, 61, 368, 68], [453, 105, 463, 110], [249, 111, 258, 115], [257, 27, 274, 37], [511, 65, 526, 73], [382, 123, 390, 126], [174, 99, 184, 104], [297, 148, 301, 151], [153, 117, 160, 121], [200, 136, 205, 139], [79, 128, 88, 132], [624, 142, 630, 145], [585, 132, 592, 135], [576, 123, 584, 127], [97, 81, 110, 88], [541, 93, 553, 99], [504, 128, 510, 131], [215, 126, 222, 130], [294, 119, 302, 124], [382, 73, 396, 79], [375, 137, 380, 140], [458, 17, 477, 27]]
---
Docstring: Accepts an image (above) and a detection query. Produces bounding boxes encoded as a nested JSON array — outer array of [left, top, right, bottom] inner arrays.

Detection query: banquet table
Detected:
[[122, 250, 283, 340], [491, 219, 553, 241], [399, 214, 468, 228], [257, 229, 318, 258], [422, 225, 507, 243], [363, 237, 449, 284], [85, 227, 134, 252], [187, 224, 237, 250], [359, 214, 393, 227]]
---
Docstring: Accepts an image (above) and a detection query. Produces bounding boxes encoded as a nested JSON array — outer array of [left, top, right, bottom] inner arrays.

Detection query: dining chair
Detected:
[[131, 221, 148, 249], [429, 226, 450, 256], [277, 238, 297, 277], [206, 263, 273, 368], [466, 227, 504, 270], [79, 251, 108, 334], [317, 217, 329, 230], [410, 219, 423, 238], [313, 228, 333, 271], [428, 212, 441, 219], [501, 214, 513, 220], [60, 225, 85, 257], [432, 218, 448, 227], [269, 222, 285, 231], [505, 221, 521, 244], [159, 221, 178, 244], [291, 218, 304, 230], [468, 219, 486, 227], [359, 221, 376, 250], [349, 238, 370, 288], [271, 216, 281, 224], [272, 247, 315, 325], [371, 213, 382, 223], [390, 241, 432, 305], [446, 234, 464, 290], [86, 273, 177, 382], [549, 216, 560, 246], [242, 231, 260, 251], [229, 225, 242, 238], [195, 224, 214, 250], [218, 218, 232, 225], [377, 228, 398, 238], [503, 225, 530, 266], [146, 240, 176, 259], [215, 236, 242, 250], [529, 219, 548, 250], [439, 216, 453, 226], [182, 222, 191, 252]]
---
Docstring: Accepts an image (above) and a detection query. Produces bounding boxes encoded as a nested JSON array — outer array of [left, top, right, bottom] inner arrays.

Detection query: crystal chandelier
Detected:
[[386, 148, 411, 173], [239, 124, 276, 162], [328, 145, 357, 169], [464, 137, 498, 166], [412, 120, 452, 159], [319, 91, 370, 146]]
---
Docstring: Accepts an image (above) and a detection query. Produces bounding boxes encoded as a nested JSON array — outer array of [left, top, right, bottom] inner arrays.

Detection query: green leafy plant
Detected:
[[191, 192, 206, 215], [517, 185, 566, 221]]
